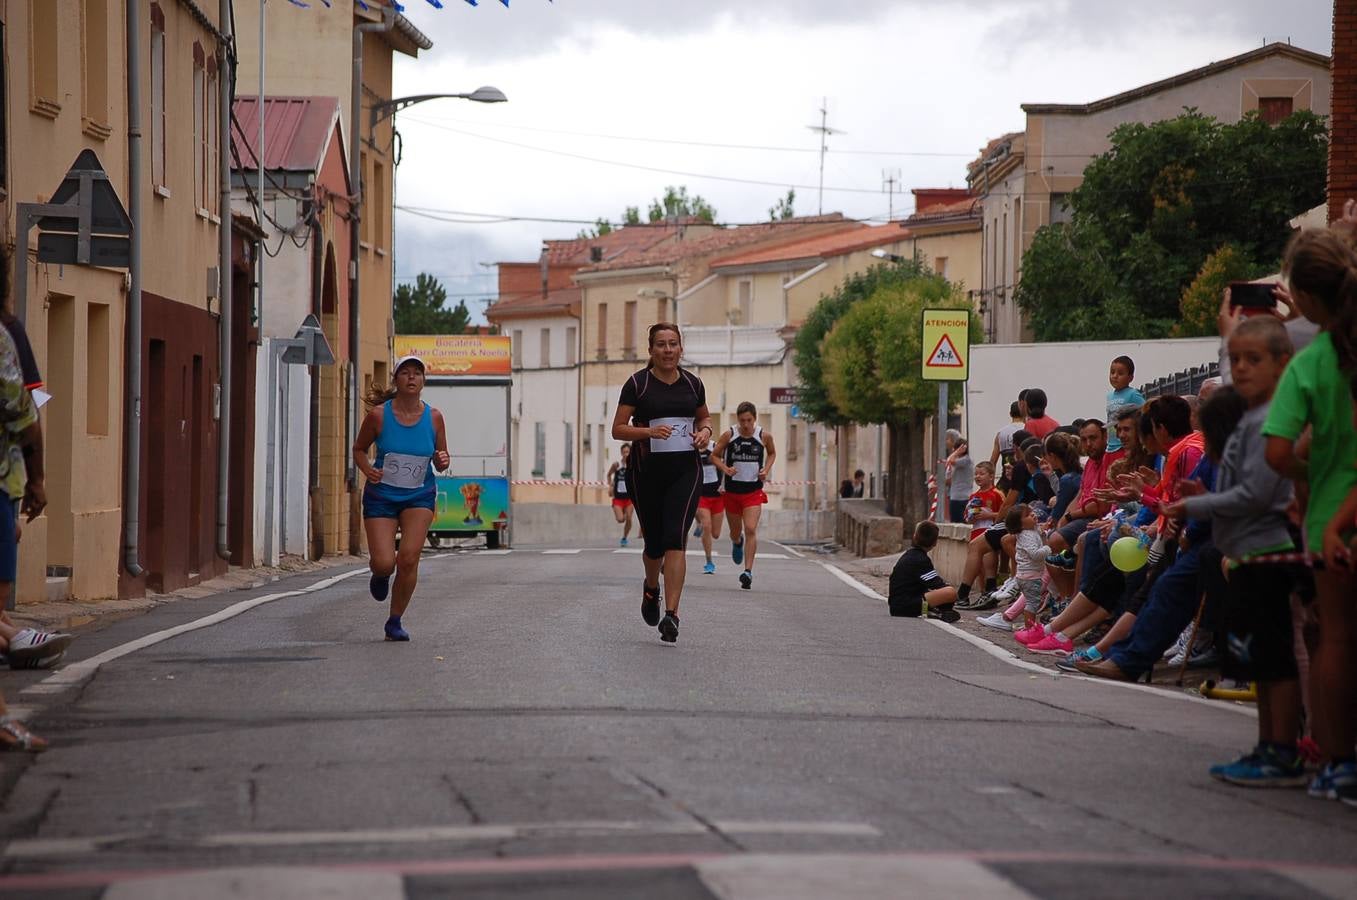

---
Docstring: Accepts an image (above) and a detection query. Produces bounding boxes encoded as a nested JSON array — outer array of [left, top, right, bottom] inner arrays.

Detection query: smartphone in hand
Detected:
[[1228, 281, 1278, 317]]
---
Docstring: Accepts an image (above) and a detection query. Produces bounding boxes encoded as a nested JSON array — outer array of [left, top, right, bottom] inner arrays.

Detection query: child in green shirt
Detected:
[[1262, 227, 1357, 803]]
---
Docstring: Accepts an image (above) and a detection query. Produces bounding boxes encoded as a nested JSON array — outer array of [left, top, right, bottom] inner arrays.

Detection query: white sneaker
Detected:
[[993, 577, 1019, 599], [1163, 625, 1191, 661], [977, 612, 1016, 631], [7, 629, 73, 664]]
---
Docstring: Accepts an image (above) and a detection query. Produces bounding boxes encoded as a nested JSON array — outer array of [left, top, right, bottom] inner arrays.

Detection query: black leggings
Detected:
[[630, 448, 701, 559]]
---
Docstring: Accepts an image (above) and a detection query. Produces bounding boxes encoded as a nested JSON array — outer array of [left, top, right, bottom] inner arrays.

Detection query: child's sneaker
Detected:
[[977, 611, 1015, 631], [1211, 746, 1308, 788], [1028, 633, 1074, 656], [1014, 624, 1045, 645], [1308, 761, 1357, 799]]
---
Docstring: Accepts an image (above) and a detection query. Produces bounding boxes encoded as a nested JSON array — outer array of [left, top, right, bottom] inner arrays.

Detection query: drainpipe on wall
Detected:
[[348, 9, 395, 508], [308, 211, 323, 560], [215, 0, 234, 561], [123, 0, 146, 577]]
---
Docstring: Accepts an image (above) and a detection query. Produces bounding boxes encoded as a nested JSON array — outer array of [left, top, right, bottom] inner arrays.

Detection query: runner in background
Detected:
[[611, 323, 712, 644], [353, 356, 450, 643], [695, 439, 726, 574], [714, 402, 777, 590], [607, 444, 637, 547]]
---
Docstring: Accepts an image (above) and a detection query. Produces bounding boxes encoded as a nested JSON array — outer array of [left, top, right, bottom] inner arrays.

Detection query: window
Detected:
[[0, 21, 8, 188], [934, 256, 949, 278], [563, 423, 573, 477], [737, 279, 752, 324], [540, 328, 551, 368], [624, 300, 637, 356], [81, 0, 110, 136], [656, 298, 667, 324], [29, 0, 59, 117], [373, 161, 387, 250], [1259, 96, 1294, 125], [150, 5, 166, 190], [193, 46, 204, 210], [207, 60, 219, 213], [788, 423, 799, 461], [565, 326, 577, 366], [533, 422, 546, 477], [596, 303, 607, 358], [87, 303, 111, 434], [511, 329, 523, 368], [1050, 194, 1073, 226], [359, 151, 370, 245]]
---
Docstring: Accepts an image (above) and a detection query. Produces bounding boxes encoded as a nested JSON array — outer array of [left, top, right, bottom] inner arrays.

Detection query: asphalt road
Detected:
[[1, 541, 1355, 899]]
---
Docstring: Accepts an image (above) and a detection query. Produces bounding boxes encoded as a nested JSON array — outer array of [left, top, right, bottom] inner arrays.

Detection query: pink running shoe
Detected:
[[1002, 596, 1027, 622], [1014, 624, 1045, 645], [1028, 633, 1075, 656]]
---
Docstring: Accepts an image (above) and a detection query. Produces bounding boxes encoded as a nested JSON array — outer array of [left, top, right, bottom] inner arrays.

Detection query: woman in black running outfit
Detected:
[[611, 323, 713, 643]]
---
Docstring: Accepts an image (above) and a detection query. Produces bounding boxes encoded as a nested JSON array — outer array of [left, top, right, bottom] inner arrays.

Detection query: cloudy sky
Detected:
[[387, 0, 1331, 320]]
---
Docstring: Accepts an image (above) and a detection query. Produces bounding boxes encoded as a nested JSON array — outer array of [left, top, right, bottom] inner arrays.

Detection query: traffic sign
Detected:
[[36, 232, 130, 269], [789, 404, 800, 419], [921, 308, 971, 382]]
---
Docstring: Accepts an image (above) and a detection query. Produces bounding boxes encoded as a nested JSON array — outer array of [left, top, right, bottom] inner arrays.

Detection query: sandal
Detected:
[[0, 717, 48, 753]]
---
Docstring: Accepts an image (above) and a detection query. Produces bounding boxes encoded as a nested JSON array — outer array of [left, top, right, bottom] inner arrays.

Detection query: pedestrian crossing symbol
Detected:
[[920, 308, 971, 381]]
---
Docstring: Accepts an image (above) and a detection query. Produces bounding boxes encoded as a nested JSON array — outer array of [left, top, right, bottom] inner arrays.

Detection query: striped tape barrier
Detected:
[[510, 479, 819, 487]]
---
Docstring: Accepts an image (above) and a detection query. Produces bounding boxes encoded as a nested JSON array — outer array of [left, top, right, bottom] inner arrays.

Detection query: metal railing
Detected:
[[1138, 361, 1219, 399]]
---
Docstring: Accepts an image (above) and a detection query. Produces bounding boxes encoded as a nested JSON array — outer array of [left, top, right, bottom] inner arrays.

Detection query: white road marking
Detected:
[[820, 563, 886, 601], [474, 549, 514, 556], [542, 549, 583, 555], [771, 542, 806, 559], [612, 549, 788, 560], [698, 854, 1037, 900], [20, 568, 368, 697], [2, 820, 880, 858], [104, 867, 404, 900]]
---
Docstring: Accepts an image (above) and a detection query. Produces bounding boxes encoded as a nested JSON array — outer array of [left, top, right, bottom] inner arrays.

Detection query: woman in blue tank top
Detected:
[[353, 355, 449, 642]]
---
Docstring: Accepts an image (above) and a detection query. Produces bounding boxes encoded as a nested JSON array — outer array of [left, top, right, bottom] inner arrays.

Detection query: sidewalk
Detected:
[[832, 548, 1231, 695], [10, 555, 365, 634]]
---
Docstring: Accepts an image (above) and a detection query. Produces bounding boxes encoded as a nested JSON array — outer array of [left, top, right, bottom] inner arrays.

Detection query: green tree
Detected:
[[1174, 243, 1269, 337], [647, 186, 717, 223], [1015, 109, 1327, 340], [393, 274, 472, 335], [769, 189, 796, 221], [577, 218, 614, 240]]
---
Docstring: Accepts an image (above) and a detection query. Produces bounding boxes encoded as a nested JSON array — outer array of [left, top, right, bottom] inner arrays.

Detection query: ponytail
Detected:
[[364, 381, 398, 409]]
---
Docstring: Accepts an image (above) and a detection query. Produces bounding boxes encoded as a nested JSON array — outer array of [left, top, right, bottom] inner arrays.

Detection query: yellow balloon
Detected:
[[1110, 536, 1149, 573]]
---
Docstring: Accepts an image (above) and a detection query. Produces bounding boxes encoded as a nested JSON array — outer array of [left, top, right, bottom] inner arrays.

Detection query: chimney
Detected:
[[540, 244, 549, 299], [1330, 1, 1357, 222], [590, 246, 604, 263]]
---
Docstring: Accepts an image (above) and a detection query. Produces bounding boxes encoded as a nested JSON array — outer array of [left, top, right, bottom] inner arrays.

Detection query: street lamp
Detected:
[[871, 248, 907, 263], [369, 86, 508, 131]]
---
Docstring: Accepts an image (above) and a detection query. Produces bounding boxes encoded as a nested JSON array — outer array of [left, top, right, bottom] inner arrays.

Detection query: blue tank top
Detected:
[[373, 401, 436, 497]]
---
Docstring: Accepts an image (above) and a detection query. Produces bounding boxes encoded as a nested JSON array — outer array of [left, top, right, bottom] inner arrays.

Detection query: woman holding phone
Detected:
[[611, 323, 713, 643], [353, 355, 450, 642]]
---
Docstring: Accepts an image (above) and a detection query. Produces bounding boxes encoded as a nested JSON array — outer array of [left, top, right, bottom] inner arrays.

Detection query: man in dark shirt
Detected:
[[888, 521, 959, 622]]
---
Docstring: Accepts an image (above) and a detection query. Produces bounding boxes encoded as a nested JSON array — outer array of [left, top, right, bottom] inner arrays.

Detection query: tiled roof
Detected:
[[541, 224, 683, 267], [485, 287, 581, 322], [966, 132, 1023, 183], [232, 96, 345, 175], [708, 222, 906, 270], [1022, 43, 1329, 116], [582, 215, 853, 273], [906, 195, 980, 226]]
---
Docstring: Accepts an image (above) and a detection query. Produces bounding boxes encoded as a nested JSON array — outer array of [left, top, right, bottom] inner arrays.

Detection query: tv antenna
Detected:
[[882, 168, 902, 220], [806, 98, 844, 215]]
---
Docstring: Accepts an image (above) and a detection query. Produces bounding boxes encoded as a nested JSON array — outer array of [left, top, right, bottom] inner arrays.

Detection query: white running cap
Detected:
[[394, 354, 426, 375]]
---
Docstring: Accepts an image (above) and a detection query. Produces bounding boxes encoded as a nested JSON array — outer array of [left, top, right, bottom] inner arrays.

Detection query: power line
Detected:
[[394, 205, 916, 228]]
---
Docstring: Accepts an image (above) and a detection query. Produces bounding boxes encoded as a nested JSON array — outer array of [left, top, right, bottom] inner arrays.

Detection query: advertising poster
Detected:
[[394, 335, 512, 377], [432, 476, 510, 532]]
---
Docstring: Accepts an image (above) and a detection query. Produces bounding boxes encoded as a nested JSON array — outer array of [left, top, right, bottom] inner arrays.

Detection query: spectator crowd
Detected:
[[888, 213, 1357, 807]]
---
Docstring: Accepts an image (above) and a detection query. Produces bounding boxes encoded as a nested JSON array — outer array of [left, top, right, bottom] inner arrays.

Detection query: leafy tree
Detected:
[[393, 274, 472, 335], [1174, 243, 1269, 337], [1015, 109, 1327, 340], [794, 259, 982, 519], [577, 218, 614, 240], [769, 189, 796, 221], [647, 186, 717, 223], [623, 206, 642, 226]]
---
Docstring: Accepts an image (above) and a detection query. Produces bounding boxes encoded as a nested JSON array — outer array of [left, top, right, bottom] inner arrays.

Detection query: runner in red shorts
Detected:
[[713, 401, 777, 590], [607, 443, 637, 547], [696, 438, 725, 574]]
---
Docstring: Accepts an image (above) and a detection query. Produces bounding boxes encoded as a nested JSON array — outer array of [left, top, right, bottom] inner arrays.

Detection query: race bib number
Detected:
[[703, 464, 719, 484], [381, 452, 430, 489], [733, 460, 761, 483], [648, 417, 694, 453], [616, 475, 628, 495]]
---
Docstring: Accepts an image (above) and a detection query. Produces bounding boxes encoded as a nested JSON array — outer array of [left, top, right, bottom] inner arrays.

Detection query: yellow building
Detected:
[[5, 0, 235, 600]]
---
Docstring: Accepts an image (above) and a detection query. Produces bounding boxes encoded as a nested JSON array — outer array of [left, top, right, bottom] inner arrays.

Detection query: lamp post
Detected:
[[369, 87, 508, 131]]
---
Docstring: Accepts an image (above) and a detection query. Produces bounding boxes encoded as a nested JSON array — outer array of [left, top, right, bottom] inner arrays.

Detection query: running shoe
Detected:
[[370, 573, 391, 603], [693, 524, 703, 538], [1014, 624, 1045, 645], [1166, 634, 1216, 668], [7, 648, 65, 670], [1055, 647, 1101, 673], [731, 539, 744, 566], [1163, 627, 1189, 660], [968, 590, 1006, 612], [926, 604, 960, 624], [1028, 633, 1075, 656], [977, 612, 1015, 631], [383, 618, 410, 642], [620, 537, 629, 547], [703, 561, 716, 575], [1308, 761, 1357, 799], [739, 570, 752, 590], [658, 611, 679, 643], [641, 582, 662, 626], [7, 629, 73, 665], [1045, 551, 1076, 570], [954, 592, 984, 611], [1210, 746, 1308, 788]]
